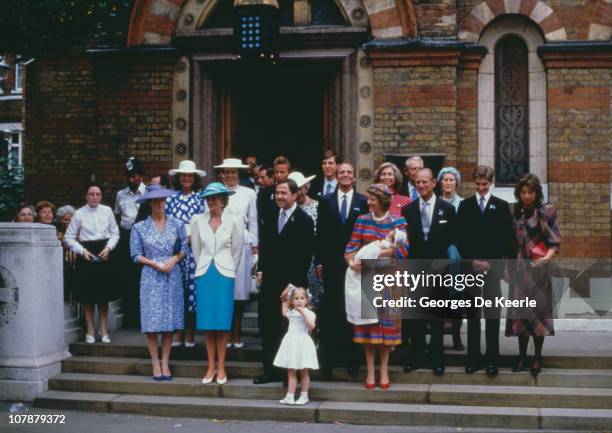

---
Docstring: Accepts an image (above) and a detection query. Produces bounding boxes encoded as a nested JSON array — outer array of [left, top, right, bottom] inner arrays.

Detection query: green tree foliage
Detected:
[[0, 0, 134, 56]]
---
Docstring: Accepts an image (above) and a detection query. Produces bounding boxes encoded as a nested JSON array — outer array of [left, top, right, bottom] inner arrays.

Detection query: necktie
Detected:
[[421, 202, 431, 240], [326, 183, 332, 195], [340, 194, 348, 224], [411, 187, 419, 201], [278, 210, 287, 234], [479, 196, 486, 215]]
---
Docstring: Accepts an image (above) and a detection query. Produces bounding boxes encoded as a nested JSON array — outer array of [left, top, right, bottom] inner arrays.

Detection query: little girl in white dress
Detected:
[[273, 285, 319, 405]]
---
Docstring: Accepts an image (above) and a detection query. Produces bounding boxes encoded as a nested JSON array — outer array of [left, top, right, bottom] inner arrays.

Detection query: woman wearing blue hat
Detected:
[[130, 185, 188, 381], [191, 182, 244, 385]]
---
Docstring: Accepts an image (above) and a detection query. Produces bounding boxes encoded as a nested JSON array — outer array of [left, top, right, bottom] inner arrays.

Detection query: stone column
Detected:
[[0, 223, 70, 401]]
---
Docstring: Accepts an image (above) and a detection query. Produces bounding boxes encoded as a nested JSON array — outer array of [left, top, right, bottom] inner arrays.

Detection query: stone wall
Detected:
[[373, 65, 457, 168], [546, 67, 612, 257], [24, 56, 174, 208]]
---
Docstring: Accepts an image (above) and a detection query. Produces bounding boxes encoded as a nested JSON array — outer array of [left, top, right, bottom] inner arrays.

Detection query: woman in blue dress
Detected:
[[191, 183, 244, 385], [166, 160, 207, 348], [130, 185, 188, 381]]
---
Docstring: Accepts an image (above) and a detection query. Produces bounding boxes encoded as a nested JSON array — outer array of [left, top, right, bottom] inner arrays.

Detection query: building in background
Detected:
[[0, 54, 25, 168], [22, 0, 612, 259]]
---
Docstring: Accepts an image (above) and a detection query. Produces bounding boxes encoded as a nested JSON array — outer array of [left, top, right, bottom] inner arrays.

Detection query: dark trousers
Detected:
[[259, 279, 287, 378], [319, 272, 361, 370], [118, 228, 141, 328], [405, 319, 444, 368], [466, 276, 501, 367]]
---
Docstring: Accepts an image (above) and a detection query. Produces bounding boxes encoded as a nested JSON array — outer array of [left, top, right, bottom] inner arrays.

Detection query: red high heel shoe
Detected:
[[364, 381, 376, 390], [379, 381, 391, 390]]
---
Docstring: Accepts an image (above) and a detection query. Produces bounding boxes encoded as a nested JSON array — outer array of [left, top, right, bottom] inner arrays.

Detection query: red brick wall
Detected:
[[24, 57, 174, 209], [546, 68, 612, 257]]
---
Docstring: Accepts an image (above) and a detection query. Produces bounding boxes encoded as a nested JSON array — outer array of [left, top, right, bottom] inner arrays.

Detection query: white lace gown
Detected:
[[273, 309, 319, 370]]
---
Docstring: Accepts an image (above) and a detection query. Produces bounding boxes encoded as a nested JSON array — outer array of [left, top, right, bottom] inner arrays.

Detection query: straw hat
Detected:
[[214, 158, 250, 170], [288, 171, 316, 188], [200, 182, 237, 199], [135, 184, 175, 203], [169, 160, 207, 177]]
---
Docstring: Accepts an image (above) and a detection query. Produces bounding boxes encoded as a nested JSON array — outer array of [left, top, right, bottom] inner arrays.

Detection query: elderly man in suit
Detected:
[[401, 168, 455, 375], [315, 162, 368, 378], [254, 178, 315, 384], [456, 165, 515, 376]]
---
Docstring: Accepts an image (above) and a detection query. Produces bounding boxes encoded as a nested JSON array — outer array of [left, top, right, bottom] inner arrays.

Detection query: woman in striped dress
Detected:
[[345, 183, 409, 390]]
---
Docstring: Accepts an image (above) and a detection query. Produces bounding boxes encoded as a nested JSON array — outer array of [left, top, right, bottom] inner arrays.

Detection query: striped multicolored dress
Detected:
[[345, 212, 409, 346]]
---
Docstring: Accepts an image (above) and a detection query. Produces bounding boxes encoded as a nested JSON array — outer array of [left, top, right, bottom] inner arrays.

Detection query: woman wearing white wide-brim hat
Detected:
[[166, 159, 207, 348], [288, 172, 324, 312], [215, 158, 258, 349]]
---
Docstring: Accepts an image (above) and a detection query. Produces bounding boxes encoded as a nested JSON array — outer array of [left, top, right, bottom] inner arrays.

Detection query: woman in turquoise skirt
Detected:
[[191, 182, 244, 385]]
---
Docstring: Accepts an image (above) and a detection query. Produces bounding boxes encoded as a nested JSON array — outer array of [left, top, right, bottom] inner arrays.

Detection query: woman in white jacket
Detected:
[[191, 182, 244, 385]]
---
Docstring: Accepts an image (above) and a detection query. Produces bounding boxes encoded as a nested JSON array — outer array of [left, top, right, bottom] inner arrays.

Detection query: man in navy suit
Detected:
[[401, 168, 456, 375], [308, 150, 340, 199], [456, 165, 515, 376], [315, 163, 368, 378], [254, 178, 314, 384]]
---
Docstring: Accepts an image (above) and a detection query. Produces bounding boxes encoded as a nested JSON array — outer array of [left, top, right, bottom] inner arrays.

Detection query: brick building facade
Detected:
[[23, 0, 611, 258]]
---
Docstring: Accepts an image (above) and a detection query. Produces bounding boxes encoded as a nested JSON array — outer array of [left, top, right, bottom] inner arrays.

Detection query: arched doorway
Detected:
[[174, 0, 372, 178]]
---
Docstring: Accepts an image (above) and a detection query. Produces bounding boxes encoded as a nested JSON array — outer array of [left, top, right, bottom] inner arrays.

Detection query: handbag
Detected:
[[529, 242, 548, 260]]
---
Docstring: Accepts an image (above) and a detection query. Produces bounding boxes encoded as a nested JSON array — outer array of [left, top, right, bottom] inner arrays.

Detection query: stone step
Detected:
[[64, 303, 78, 320], [68, 340, 612, 369], [62, 356, 612, 388], [33, 390, 612, 430], [48, 373, 612, 409], [64, 326, 82, 344]]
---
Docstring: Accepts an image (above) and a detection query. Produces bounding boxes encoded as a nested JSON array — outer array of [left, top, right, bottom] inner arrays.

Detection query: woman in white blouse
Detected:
[[191, 182, 244, 385], [65, 183, 120, 344], [215, 158, 259, 349]]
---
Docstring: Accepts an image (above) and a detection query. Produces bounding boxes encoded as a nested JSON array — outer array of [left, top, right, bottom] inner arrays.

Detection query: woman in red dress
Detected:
[[373, 162, 411, 217]]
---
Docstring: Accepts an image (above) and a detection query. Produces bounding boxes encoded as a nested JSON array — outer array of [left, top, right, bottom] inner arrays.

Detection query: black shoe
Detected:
[[403, 363, 425, 373], [451, 341, 465, 351], [465, 365, 481, 374], [253, 374, 280, 385], [512, 359, 527, 372], [486, 365, 498, 377], [530, 358, 542, 377], [433, 366, 445, 376]]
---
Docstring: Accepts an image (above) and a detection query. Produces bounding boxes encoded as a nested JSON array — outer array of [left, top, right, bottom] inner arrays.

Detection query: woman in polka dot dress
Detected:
[[166, 160, 207, 347]]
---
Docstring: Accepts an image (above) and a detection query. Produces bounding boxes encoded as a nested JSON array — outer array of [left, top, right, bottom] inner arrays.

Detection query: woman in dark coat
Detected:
[[505, 173, 560, 376]]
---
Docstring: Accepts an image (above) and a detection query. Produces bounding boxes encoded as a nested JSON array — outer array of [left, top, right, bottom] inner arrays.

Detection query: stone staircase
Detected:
[[33, 331, 612, 430]]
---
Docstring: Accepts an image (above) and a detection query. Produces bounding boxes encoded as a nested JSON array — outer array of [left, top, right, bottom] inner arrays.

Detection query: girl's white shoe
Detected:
[[294, 393, 309, 405], [100, 334, 111, 344], [279, 394, 295, 405], [201, 370, 216, 384], [85, 334, 95, 344]]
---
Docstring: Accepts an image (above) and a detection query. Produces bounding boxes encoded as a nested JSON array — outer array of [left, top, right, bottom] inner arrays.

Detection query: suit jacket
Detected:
[[191, 211, 244, 278], [308, 176, 338, 200], [259, 205, 314, 290], [315, 190, 368, 271], [402, 197, 456, 260], [456, 194, 515, 261]]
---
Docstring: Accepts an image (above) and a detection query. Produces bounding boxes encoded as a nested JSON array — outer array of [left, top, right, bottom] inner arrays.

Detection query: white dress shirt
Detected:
[[278, 202, 298, 228], [65, 204, 120, 256], [114, 183, 146, 230], [337, 188, 354, 221], [323, 178, 338, 195], [476, 190, 493, 210], [419, 193, 436, 224]]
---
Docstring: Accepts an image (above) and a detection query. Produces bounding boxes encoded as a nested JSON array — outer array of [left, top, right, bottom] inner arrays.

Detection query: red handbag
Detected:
[[529, 242, 548, 260]]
